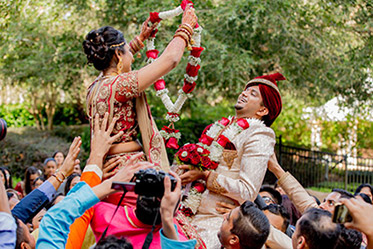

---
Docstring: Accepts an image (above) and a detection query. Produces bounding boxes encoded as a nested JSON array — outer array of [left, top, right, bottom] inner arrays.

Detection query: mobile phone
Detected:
[[111, 182, 136, 192], [332, 204, 352, 223]]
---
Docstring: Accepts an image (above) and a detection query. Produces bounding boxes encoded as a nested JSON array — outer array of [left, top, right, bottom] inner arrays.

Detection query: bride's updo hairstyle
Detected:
[[83, 26, 126, 71]]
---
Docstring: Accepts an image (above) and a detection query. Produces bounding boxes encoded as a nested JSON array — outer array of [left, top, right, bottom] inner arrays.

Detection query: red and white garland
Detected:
[[146, 0, 204, 149], [197, 117, 250, 163], [175, 117, 264, 218]]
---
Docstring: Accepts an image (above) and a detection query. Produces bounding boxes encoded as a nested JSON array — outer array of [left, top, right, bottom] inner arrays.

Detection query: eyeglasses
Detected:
[[325, 199, 340, 207], [263, 203, 281, 213], [262, 196, 275, 204]]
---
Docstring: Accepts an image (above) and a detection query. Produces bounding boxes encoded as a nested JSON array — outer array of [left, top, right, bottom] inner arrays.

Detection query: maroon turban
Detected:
[[245, 73, 285, 127]]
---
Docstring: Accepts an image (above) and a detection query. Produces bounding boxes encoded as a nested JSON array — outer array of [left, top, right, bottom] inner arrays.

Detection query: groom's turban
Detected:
[[245, 73, 285, 127]]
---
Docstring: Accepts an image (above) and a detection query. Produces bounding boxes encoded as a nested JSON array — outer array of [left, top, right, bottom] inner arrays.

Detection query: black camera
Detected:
[[112, 168, 177, 198]]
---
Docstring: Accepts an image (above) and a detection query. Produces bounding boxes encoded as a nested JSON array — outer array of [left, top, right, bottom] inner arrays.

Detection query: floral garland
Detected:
[[175, 116, 257, 218], [146, 0, 204, 149], [176, 117, 250, 170]]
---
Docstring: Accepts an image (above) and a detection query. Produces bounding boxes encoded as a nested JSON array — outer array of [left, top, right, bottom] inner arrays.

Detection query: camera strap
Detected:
[[98, 188, 128, 242], [141, 207, 159, 249]]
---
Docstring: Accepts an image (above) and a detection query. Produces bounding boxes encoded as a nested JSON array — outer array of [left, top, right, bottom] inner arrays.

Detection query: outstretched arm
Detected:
[[0, 178, 17, 249], [160, 171, 197, 248], [267, 154, 318, 214], [66, 112, 123, 249], [37, 159, 151, 249], [137, 4, 197, 92], [12, 137, 81, 224]]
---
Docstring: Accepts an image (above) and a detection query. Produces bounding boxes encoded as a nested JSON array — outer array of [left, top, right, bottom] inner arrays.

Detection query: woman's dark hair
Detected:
[[135, 196, 161, 225], [32, 176, 45, 187], [355, 193, 372, 204], [64, 173, 81, 195], [24, 166, 41, 195], [263, 204, 290, 232], [3, 167, 13, 189], [52, 151, 64, 158], [43, 158, 56, 166], [354, 183, 373, 196], [0, 167, 8, 188], [95, 235, 133, 249], [83, 26, 126, 71]]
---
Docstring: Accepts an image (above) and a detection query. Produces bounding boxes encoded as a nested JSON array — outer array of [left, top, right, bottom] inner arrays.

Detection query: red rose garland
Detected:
[[175, 116, 255, 218], [146, 0, 204, 149]]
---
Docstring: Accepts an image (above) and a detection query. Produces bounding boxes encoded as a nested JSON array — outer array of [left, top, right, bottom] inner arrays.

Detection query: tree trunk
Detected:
[[45, 84, 57, 130]]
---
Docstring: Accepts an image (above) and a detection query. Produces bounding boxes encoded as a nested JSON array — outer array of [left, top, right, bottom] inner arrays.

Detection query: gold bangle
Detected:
[[175, 30, 191, 41], [174, 31, 192, 50], [129, 36, 144, 55], [55, 169, 66, 180], [52, 174, 64, 183], [135, 36, 144, 49], [174, 32, 189, 45], [179, 24, 193, 35], [176, 29, 192, 40]]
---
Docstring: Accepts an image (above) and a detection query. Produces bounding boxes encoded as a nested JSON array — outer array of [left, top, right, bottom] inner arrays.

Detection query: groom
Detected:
[[178, 73, 285, 248]]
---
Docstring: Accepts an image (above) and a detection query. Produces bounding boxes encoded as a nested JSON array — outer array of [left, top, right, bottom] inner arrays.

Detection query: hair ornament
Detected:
[[110, 41, 125, 48]]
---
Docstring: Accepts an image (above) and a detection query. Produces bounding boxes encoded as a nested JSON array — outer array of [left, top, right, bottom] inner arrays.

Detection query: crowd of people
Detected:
[[1, 3, 373, 249]]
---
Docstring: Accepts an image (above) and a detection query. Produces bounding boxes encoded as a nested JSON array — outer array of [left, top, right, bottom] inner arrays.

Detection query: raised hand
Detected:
[[59, 137, 82, 177], [182, 3, 197, 28], [102, 156, 122, 180], [340, 197, 373, 237], [88, 113, 123, 168], [267, 154, 286, 179], [179, 165, 209, 185], [216, 201, 238, 214], [160, 171, 182, 240], [139, 17, 158, 42], [110, 152, 153, 183]]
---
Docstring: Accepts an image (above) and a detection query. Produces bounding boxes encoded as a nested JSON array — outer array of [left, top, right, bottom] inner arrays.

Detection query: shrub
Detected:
[[0, 104, 35, 127], [0, 126, 89, 178]]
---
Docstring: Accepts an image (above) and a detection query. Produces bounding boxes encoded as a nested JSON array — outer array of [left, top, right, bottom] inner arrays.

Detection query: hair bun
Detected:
[[83, 30, 109, 63], [82, 26, 125, 71]]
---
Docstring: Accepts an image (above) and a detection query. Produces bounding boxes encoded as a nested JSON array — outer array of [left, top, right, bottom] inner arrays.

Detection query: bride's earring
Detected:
[[117, 57, 123, 74]]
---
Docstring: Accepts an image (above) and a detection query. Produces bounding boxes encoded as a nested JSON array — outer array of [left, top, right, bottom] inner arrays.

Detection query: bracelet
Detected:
[[55, 169, 66, 180], [176, 28, 192, 39], [174, 31, 192, 50], [129, 36, 144, 55], [52, 173, 64, 183], [179, 24, 194, 36]]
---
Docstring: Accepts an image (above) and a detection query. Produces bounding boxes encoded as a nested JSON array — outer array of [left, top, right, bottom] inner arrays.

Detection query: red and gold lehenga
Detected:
[[86, 70, 169, 170], [86, 70, 206, 248]]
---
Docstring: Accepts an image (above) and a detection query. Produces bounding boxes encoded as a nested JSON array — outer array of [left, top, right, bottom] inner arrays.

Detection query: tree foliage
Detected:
[[0, 0, 371, 152]]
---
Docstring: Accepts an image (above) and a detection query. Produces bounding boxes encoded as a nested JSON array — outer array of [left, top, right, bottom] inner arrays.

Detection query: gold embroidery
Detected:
[[206, 172, 228, 194], [116, 72, 139, 98], [176, 211, 207, 249], [99, 85, 109, 99], [222, 149, 238, 169], [149, 133, 162, 165], [88, 71, 139, 144], [97, 101, 107, 115]]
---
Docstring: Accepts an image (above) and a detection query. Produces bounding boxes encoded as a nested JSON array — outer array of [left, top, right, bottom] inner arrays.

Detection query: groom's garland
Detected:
[[175, 117, 257, 218], [145, 0, 204, 149]]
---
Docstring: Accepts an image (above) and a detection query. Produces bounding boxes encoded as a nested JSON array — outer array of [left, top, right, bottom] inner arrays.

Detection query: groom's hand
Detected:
[[179, 165, 209, 185]]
